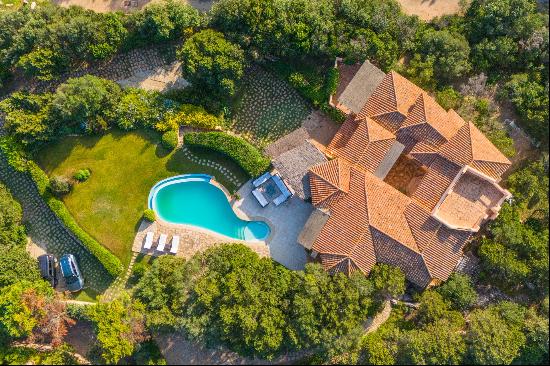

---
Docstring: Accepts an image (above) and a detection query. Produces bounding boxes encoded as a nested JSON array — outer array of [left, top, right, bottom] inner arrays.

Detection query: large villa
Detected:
[[137, 60, 513, 289], [297, 63, 512, 287]]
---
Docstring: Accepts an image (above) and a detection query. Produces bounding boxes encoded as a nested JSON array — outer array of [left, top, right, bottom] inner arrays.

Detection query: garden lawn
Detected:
[[231, 65, 311, 148], [37, 129, 248, 266]]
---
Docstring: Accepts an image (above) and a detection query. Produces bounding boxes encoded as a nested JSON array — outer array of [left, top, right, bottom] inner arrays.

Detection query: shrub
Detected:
[[436, 273, 478, 311], [131, 262, 149, 281], [73, 169, 91, 182], [142, 209, 156, 222], [161, 130, 178, 151], [49, 176, 72, 196], [183, 132, 270, 177], [156, 104, 224, 132], [115, 88, 168, 130]]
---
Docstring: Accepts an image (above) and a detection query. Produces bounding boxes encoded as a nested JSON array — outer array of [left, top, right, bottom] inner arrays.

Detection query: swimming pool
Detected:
[[148, 175, 270, 241]]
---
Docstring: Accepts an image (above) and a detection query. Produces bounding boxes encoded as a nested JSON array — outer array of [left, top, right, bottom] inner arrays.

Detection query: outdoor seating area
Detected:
[[251, 171, 294, 208], [142, 231, 179, 254]]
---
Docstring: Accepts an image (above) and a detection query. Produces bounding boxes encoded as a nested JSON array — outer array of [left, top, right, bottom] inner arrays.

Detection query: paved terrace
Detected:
[[132, 217, 270, 260], [234, 181, 312, 270]]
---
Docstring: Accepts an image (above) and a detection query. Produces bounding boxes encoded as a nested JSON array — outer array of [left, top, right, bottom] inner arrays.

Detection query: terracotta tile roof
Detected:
[[364, 174, 418, 251], [304, 68, 510, 288], [439, 122, 511, 179], [400, 93, 464, 145], [309, 158, 350, 208], [412, 156, 462, 211], [358, 71, 423, 132], [328, 117, 395, 173]]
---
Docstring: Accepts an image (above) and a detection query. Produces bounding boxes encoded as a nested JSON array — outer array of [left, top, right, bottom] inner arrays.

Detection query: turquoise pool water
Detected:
[[149, 175, 270, 241]]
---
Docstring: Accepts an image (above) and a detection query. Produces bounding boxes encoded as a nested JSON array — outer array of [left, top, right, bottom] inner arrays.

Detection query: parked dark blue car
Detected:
[[59, 254, 84, 292]]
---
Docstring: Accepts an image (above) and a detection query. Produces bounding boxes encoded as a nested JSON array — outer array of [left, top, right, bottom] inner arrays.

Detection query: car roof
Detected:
[[60, 255, 75, 277]]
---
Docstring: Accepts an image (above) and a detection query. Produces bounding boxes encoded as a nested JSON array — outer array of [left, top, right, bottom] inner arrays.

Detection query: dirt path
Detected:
[[397, 0, 462, 20], [53, 0, 215, 13], [11, 341, 91, 365]]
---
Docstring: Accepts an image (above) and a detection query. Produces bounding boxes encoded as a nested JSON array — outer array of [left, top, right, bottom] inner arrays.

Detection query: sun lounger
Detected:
[[252, 171, 272, 188], [252, 188, 269, 207], [157, 234, 167, 251], [170, 235, 180, 254], [143, 232, 154, 250]]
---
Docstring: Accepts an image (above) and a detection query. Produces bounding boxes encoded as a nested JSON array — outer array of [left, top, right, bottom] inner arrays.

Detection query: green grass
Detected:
[[72, 288, 100, 303], [231, 66, 311, 148], [37, 129, 248, 266]]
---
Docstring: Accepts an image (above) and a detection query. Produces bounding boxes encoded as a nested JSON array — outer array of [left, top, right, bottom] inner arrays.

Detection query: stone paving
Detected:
[[0, 153, 114, 293], [132, 219, 270, 260], [234, 181, 312, 270], [6, 45, 178, 95], [180, 145, 245, 188], [230, 65, 311, 148]]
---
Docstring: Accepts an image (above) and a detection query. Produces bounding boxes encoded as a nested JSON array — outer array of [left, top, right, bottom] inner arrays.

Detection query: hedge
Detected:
[[44, 195, 123, 277], [0, 141, 123, 277], [183, 132, 270, 177]]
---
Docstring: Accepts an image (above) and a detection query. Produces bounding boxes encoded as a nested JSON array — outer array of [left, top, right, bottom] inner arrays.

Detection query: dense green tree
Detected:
[[503, 73, 549, 145], [128, 0, 202, 44], [0, 184, 25, 248], [478, 238, 531, 287], [466, 0, 546, 74], [133, 255, 198, 329], [466, 302, 527, 365], [115, 88, 170, 130], [517, 306, 549, 364], [87, 293, 148, 364], [0, 281, 53, 341], [290, 264, 372, 353], [211, 0, 335, 58], [368, 263, 406, 300], [15, 48, 67, 81], [336, 0, 422, 53], [0, 92, 54, 147], [184, 244, 294, 359], [506, 157, 549, 218], [51, 75, 122, 133], [338, 28, 399, 71], [415, 290, 464, 327], [178, 29, 246, 97], [361, 333, 396, 365], [398, 319, 466, 365], [0, 246, 41, 289], [135, 245, 376, 360], [481, 202, 550, 295], [417, 29, 471, 82], [436, 273, 478, 311]]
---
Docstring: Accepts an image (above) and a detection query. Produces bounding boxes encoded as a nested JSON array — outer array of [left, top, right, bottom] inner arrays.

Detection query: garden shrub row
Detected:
[[0, 140, 123, 277], [183, 132, 270, 177]]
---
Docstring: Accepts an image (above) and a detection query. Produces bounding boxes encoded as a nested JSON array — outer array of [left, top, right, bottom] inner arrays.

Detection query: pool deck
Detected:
[[132, 218, 270, 260], [233, 181, 312, 270], [132, 179, 311, 271]]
